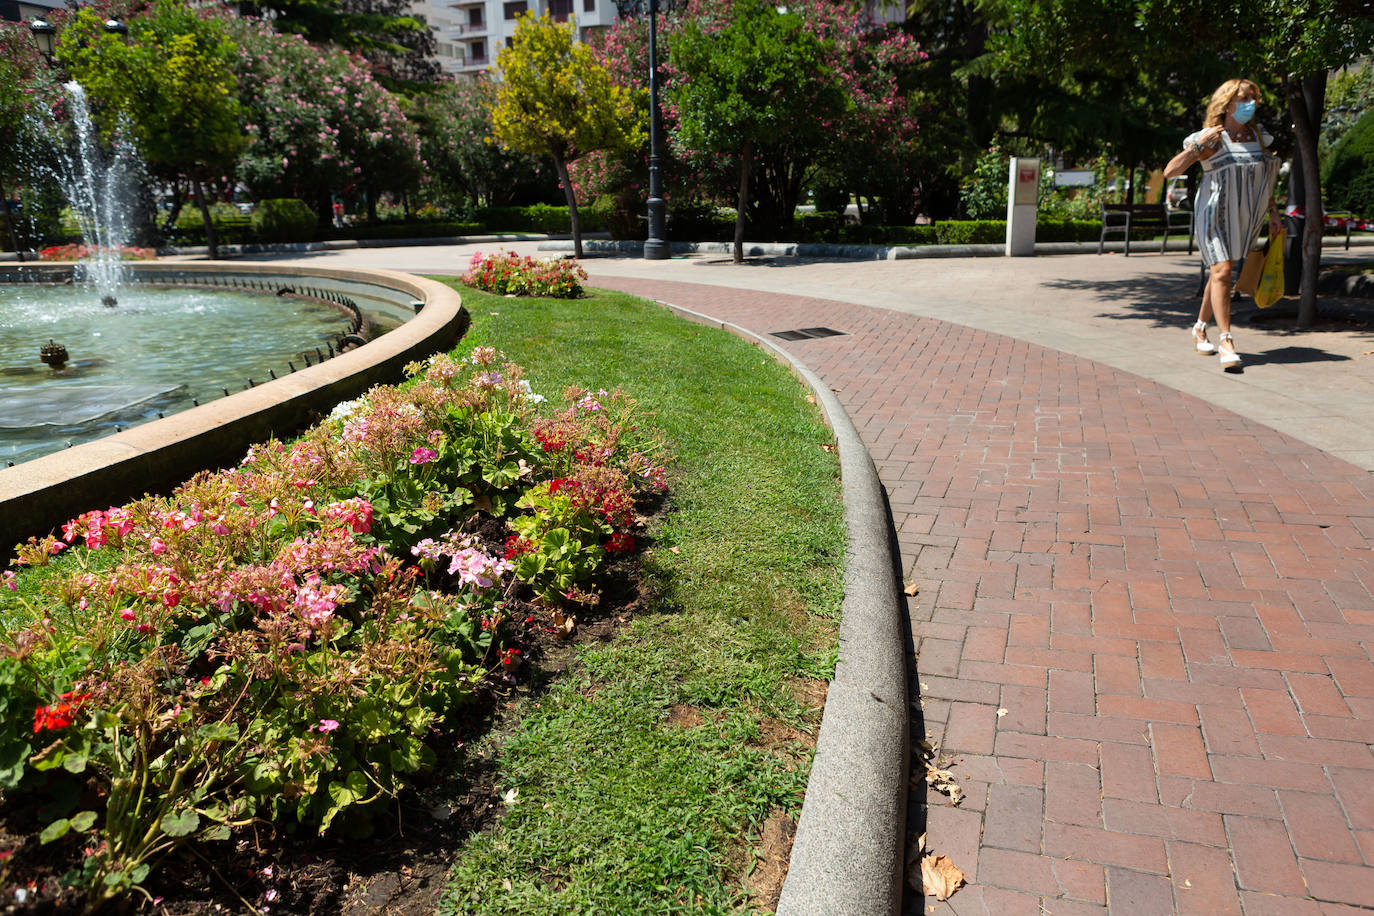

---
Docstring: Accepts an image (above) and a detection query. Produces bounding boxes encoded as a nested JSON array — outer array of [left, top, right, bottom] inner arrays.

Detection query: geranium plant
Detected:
[[0, 345, 666, 906], [461, 249, 588, 298]]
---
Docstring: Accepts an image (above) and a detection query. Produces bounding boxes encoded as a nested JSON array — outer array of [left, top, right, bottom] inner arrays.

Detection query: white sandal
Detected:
[[1193, 320, 1217, 354], [1218, 331, 1242, 371]]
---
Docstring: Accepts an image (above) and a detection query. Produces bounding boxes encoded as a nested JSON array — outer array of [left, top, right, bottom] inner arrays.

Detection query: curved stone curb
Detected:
[[0, 263, 467, 552], [653, 301, 908, 916], [540, 234, 1374, 262]]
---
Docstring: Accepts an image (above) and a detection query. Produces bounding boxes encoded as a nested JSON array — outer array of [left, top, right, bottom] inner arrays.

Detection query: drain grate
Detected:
[[770, 327, 847, 341]]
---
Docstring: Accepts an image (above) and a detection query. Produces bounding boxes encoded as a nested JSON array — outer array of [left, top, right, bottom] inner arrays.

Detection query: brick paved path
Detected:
[[596, 276, 1374, 915]]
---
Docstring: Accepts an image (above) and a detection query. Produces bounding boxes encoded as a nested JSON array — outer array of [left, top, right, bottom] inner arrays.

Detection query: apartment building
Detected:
[[425, 0, 616, 76], [426, 0, 905, 77]]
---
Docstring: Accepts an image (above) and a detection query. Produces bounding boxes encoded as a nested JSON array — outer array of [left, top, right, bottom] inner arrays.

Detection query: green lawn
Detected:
[[434, 282, 845, 914]]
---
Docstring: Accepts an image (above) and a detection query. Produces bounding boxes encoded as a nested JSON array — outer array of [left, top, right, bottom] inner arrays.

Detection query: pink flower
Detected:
[[409, 447, 438, 465], [119, 609, 136, 621], [150, 537, 167, 555], [2, 571, 15, 592], [317, 719, 340, 733]]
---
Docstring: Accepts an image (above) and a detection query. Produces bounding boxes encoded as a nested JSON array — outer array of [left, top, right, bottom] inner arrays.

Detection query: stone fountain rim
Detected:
[[0, 261, 467, 553]]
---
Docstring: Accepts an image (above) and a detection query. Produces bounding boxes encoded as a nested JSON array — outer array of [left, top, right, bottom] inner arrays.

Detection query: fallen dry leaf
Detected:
[[996, 708, 1008, 718], [903, 581, 920, 596], [554, 609, 576, 637], [668, 545, 681, 554], [820, 443, 835, 452], [925, 764, 964, 805], [920, 854, 965, 901], [805, 394, 817, 404]]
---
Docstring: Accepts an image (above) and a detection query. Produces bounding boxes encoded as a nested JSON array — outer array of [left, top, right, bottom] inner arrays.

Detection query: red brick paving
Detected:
[[593, 276, 1374, 914]]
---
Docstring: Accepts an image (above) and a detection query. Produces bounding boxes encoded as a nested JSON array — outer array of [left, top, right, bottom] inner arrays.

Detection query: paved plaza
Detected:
[[241, 244, 1374, 913]]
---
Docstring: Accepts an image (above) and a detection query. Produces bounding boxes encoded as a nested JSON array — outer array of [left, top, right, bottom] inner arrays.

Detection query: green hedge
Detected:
[[167, 208, 256, 246], [1324, 108, 1374, 218], [472, 204, 607, 234], [787, 217, 1102, 246], [251, 198, 317, 243]]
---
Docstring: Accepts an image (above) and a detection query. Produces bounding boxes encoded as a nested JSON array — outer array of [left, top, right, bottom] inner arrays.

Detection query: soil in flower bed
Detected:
[[0, 518, 655, 916]]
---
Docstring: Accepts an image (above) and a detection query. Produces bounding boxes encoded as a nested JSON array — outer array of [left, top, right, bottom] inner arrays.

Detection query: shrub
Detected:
[[461, 249, 588, 298], [934, 220, 1006, 244], [1323, 108, 1374, 218], [0, 346, 666, 906], [167, 204, 255, 246], [38, 243, 156, 261], [472, 205, 606, 234], [251, 198, 318, 243]]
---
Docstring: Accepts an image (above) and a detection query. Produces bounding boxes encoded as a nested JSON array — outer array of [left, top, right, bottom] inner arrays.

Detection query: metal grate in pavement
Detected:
[[770, 327, 847, 341]]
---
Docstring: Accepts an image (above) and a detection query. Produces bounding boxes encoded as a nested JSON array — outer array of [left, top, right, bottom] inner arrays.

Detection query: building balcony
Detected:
[[448, 19, 488, 38]]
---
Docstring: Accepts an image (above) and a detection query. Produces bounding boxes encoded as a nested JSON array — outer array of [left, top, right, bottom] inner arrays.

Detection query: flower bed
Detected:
[[0, 346, 665, 908], [461, 250, 588, 298], [37, 244, 157, 261]]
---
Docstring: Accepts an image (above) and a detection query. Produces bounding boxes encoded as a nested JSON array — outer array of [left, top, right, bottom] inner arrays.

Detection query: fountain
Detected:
[[42, 82, 142, 302], [0, 83, 469, 552]]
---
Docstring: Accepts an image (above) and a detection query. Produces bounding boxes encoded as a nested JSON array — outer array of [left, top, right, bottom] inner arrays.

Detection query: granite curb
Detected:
[[653, 300, 908, 916], [540, 235, 1374, 261]]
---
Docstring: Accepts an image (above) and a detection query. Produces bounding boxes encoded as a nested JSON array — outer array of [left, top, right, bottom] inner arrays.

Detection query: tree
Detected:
[[0, 25, 56, 259], [252, 0, 441, 86], [989, 0, 1374, 326], [491, 12, 643, 258], [410, 78, 552, 209], [228, 18, 421, 225], [668, 0, 847, 262], [58, 1, 244, 258]]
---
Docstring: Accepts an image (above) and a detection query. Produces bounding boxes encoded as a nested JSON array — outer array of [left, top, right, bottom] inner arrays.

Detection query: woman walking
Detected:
[[1164, 78, 1282, 371]]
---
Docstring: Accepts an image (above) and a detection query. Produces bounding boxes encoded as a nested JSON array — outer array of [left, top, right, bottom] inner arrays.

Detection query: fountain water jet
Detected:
[[45, 82, 142, 302]]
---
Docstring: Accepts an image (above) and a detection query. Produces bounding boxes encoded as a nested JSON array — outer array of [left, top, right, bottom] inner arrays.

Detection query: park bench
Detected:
[[1097, 202, 1194, 256], [1324, 209, 1374, 249]]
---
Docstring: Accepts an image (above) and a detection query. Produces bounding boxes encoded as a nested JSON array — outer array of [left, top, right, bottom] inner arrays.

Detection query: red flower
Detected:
[[33, 691, 92, 733]]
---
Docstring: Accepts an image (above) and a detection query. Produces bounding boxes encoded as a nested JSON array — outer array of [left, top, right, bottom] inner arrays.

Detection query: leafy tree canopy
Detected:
[[56, 1, 244, 174], [492, 11, 643, 256]]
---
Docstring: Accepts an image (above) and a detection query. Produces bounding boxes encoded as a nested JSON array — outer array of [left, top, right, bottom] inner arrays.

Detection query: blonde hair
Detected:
[[1205, 79, 1261, 127]]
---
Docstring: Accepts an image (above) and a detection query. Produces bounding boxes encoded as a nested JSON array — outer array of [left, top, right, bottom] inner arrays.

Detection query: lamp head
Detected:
[[29, 18, 56, 59]]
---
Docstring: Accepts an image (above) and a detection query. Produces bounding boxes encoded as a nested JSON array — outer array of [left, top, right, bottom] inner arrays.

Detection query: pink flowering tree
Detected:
[[0, 24, 59, 257], [228, 17, 421, 225]]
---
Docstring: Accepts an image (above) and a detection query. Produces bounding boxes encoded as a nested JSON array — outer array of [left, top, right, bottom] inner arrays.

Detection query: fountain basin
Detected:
[[0, 262, 467, 552]]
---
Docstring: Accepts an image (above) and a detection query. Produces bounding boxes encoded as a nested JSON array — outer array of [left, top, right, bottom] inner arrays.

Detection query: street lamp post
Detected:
[[642, 0, 668, 260], [28, 18, 56, 65]]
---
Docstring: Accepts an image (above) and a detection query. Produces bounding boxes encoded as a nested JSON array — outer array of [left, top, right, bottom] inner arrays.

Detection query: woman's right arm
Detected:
[[1163, 126, 1223, 179]]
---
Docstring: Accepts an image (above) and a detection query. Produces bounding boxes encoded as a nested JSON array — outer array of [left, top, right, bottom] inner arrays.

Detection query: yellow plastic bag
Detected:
[[1254, 227, 1286, 309]]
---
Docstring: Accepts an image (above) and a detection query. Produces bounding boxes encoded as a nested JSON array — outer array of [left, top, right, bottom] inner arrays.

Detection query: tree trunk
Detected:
[[0, 175, 25, 262], [553, 154, 582, 260], [734, 140, 753, 264], [192, 175, 218, 260], [1286, 75, 1325, 328]]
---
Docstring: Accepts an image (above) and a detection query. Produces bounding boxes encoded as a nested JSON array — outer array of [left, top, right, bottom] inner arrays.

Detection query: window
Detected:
[[503, 1, 526, 18], [468, 7, 484, 26], [583, 0, 594, 11], [469, 39, 487, 61], [549, 0, 572, 20], [505, 36, 514, 47]]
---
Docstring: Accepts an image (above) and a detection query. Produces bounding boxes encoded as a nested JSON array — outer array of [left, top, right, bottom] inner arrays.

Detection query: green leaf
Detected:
[[69, 810, 98, 832], [197, 721, 239, 742], [160, 808, 200, 837], [62, 752, 89, 774], [30, 741, 68, 772], [40, 818, 71, 844]]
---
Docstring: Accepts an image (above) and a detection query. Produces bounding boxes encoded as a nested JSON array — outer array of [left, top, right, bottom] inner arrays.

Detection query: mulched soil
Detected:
[[1, 513, 656, 916]]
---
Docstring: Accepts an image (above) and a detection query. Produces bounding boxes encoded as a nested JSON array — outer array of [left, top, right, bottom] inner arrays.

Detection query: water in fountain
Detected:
[[46, 82, 142, 301]]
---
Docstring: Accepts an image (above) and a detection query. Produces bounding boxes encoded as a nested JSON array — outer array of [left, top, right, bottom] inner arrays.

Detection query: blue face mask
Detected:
[[1234, 100, 1256, 124]]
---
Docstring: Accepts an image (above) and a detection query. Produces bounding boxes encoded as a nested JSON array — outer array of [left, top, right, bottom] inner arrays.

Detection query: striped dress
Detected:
[[1187, 127, 1280, 267]]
